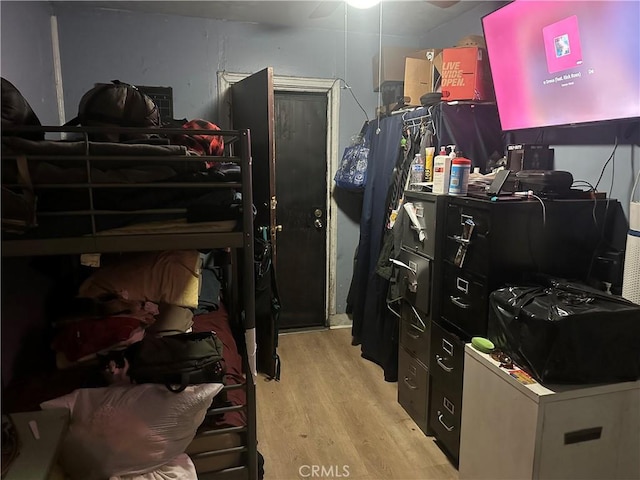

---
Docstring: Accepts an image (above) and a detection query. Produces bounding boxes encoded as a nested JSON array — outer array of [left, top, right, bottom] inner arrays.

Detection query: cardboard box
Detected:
[[373, 47, 438, 92], [441, 46, 494, 102], [403, 49, 443, 106]]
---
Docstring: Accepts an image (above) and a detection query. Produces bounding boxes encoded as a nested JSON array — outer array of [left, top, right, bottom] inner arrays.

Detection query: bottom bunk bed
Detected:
[[1, 249, 260, 480]]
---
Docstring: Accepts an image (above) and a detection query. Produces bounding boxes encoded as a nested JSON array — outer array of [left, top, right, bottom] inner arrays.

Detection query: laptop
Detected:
[[469, 169, 520, 199]]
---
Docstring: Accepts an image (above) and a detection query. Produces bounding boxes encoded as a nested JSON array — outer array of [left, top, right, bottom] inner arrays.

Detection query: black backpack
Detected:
[[65, 80, 160, 142], [126, 331, 224, 393], [1, 77, 44, 141]]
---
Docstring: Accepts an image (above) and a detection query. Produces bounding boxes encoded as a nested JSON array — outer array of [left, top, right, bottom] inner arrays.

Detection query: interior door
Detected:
[[274, 91, 327, 329], [231, 68, 278, 377], [231, 67, 277, 248]]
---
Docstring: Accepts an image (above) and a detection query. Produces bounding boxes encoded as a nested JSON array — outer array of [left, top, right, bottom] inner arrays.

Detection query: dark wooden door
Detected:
[[274, 91, 327, 329], [230, 68, 277, 248], [231, 68, 278, 378]]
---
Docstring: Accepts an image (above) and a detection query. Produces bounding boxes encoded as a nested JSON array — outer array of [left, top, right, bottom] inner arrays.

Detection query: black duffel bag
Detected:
[[488, 280, 640, 384], [127, 331, 224, 393]]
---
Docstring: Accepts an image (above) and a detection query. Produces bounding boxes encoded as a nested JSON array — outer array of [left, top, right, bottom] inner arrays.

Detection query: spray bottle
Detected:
[[432, 146, 452, 194], [449, 150, 472, 195]]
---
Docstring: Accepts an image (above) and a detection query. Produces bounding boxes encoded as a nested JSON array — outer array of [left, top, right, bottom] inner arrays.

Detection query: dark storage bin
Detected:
[[488, 281, 640, 384]]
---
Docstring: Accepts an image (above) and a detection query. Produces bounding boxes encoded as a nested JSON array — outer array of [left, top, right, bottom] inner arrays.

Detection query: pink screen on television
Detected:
[[482, 1, 640, 131]]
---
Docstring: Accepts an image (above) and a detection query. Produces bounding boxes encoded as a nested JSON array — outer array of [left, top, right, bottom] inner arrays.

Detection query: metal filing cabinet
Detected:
[[396, 191, 446, 435], [459, 345, 640, 480], [428, 195, 621, 465]]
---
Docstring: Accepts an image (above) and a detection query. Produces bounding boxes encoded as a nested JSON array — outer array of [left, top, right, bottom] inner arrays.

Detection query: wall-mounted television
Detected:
[[482, 1, 640, 132]]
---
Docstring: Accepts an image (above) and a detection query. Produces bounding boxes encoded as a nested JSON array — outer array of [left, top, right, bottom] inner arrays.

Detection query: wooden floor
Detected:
[[256, 328, 458, 480]]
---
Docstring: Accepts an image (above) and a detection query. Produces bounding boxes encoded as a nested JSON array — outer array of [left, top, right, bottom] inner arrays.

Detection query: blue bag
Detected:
[[334, 122, 370, 192]]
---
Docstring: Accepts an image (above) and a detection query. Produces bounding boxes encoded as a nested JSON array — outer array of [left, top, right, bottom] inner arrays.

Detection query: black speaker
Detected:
[[507, 144, 554, 172]]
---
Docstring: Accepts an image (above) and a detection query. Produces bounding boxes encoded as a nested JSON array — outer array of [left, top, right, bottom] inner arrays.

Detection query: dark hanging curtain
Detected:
[[351, 114, 404, 381], [432, 102, 505, 171]]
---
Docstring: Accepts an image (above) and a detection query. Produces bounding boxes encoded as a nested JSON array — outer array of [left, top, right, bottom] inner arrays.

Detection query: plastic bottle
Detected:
[[432, 146, 452, 194], [424, 147, 435, 182], [409, 153, 425, 191], [449, 154, 472, 195]]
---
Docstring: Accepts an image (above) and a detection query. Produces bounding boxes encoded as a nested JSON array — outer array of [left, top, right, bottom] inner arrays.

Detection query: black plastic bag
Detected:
[[488, 280, 640, 384]]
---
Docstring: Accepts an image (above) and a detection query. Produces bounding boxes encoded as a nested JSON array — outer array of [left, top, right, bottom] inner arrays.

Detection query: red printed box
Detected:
[[441, 47, 494, 102]]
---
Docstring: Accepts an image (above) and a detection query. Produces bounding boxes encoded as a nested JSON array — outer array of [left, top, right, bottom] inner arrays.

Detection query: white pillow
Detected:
[[108, 453, 197, 480], [41, 383, 222, 480]]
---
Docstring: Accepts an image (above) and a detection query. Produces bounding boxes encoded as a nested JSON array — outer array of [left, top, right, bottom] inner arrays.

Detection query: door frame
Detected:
[[217, 71, 340, 323]]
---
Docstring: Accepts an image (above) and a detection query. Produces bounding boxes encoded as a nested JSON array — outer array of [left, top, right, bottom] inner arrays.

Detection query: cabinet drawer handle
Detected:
[[404, 377, 418, 390], [407, 328, 421, 340], [450, 296, 470, 309], [437, 411, 455, 432], [436, 355, 453, 373]]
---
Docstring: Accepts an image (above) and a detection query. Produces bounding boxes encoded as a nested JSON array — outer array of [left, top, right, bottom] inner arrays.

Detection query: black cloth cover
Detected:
[[488, 280, 640, 384], [433, 102, 504, 171]]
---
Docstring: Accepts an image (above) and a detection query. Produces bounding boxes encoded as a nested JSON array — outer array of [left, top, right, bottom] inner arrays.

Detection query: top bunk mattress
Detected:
[[2, 126, 252, 254]]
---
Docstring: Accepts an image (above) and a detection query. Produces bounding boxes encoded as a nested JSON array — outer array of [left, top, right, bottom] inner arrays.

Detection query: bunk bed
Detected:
[[1, 124, 259, 480]]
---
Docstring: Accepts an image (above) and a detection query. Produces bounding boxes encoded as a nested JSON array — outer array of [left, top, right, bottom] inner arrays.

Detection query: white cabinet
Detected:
[[459, 345, 640, 480]]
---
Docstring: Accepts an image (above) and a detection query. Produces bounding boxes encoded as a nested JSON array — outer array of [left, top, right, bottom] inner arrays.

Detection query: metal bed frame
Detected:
[[1, 125, 258, 479]]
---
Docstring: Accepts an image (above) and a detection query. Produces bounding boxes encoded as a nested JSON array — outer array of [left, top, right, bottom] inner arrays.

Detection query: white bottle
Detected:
[[432, 146, 452, 194], [409, 153, 424, 191]]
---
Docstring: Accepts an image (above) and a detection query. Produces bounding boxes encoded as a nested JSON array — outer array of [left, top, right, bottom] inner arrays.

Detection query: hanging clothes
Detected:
[[349, 103, 503, 382], [350, 114, 404, 381]]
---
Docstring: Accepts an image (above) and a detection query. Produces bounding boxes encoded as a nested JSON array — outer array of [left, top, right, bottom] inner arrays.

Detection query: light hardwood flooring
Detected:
[[255, 328, 458, 480]]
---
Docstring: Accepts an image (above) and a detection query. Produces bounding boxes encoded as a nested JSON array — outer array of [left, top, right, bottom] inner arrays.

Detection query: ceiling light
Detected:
[[346, 0, 381, 9]]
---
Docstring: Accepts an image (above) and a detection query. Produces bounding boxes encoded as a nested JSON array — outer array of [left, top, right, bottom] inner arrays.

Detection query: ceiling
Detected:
[[76, 1, 485, 36]]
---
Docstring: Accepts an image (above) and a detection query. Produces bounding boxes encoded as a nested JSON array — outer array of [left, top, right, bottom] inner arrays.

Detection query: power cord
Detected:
[[331, 77, 369, 123], [531, 193, 547, 227], [514, 190, 547, 226], [584, 137, 617, 283], [594, 136, 618, 190], [572, 180, 599, 227]]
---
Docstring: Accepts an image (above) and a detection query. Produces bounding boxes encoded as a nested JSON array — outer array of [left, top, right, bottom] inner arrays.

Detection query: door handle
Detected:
[[450, 296, 470, 309], [314, 218, 323, 229], [271, 224, 283, 236], [452, 234, 470, 245], [437, 411, 455, 432], [436, 354, 453, 373]]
